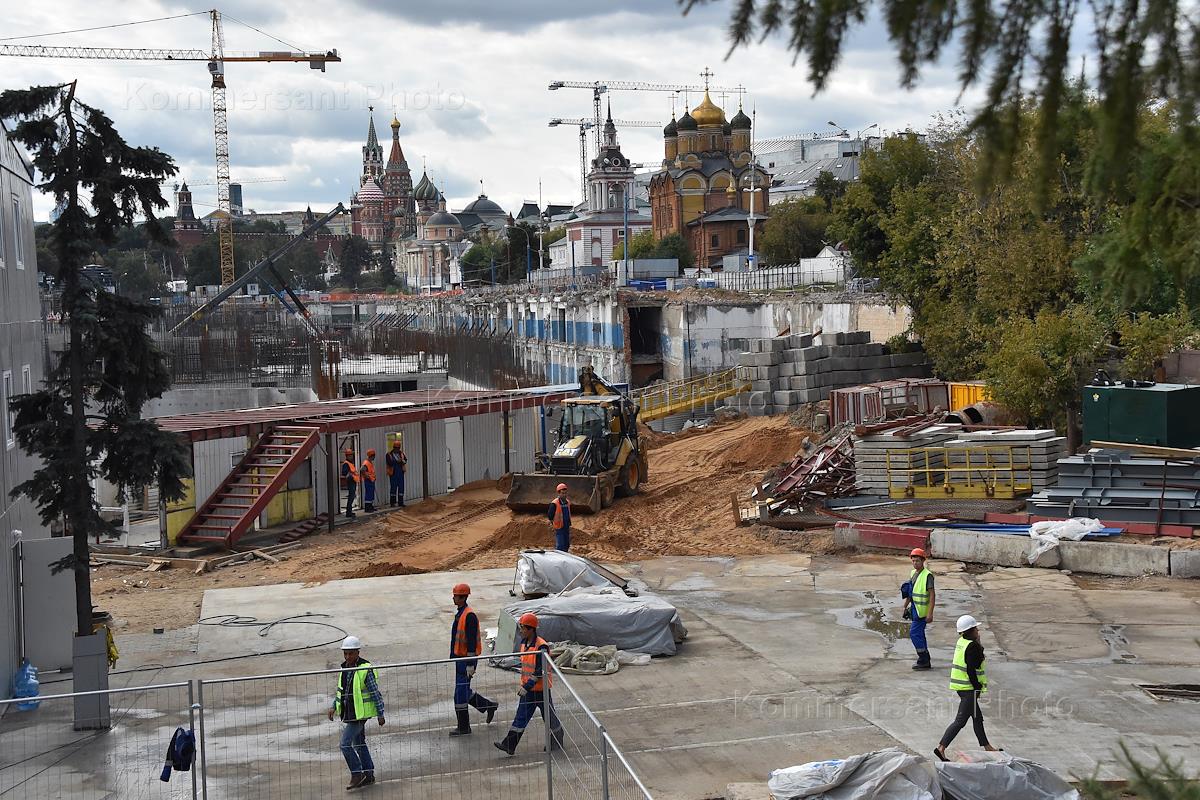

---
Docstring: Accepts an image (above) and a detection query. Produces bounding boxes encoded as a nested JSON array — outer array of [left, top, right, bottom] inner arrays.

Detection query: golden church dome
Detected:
[[690, 91, 726, 128]]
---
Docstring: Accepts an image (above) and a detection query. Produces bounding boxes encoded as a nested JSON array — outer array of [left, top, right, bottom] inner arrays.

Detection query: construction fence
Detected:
[[0, 654, 651, 800]]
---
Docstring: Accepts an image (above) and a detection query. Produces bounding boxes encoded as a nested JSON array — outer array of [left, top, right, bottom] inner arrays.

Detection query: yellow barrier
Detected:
[[631, 368, 750, 422], [884, 444, 1034, 499], [949, 381, 989, 411]]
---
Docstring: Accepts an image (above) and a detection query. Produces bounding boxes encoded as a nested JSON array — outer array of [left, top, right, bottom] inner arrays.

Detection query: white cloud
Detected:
[[1, 1, 1094, 221]]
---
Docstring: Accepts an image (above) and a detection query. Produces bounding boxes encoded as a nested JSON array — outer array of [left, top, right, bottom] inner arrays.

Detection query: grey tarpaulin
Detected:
[[768, 748, 939, 800], [513, 549, 641, 597], [935, 755, 1080, 800], [501, 587, 688, 656]]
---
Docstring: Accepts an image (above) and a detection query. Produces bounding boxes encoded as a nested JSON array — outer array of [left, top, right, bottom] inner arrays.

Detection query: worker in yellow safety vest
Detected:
[[448, 582, 498, 737], [902, 548, 935, 670], [494, 613, 564, 756], [326, 635, 386, 790], [934, 615, 1002, 760]]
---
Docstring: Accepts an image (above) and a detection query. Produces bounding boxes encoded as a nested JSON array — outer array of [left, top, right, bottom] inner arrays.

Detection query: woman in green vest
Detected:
[[933, 615, 1002, 761]]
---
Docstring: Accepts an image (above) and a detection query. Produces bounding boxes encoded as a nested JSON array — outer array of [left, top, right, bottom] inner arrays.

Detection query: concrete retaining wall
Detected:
[[926, 528, 1188, 577], [1169, 549, 1200, 578], [930, 529, 1061, 569], [1058, 540, 1170, 577]]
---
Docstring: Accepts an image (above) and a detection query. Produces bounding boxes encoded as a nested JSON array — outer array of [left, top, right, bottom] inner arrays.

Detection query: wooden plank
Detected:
[[252, 549, 281, 563], [1090, 441, 1200, 459]]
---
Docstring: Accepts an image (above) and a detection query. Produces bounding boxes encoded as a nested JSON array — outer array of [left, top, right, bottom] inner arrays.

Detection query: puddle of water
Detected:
[[830, 604, 912, 644]]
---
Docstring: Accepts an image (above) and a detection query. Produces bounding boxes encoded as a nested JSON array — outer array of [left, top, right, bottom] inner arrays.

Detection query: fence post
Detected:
[[196, 680, 209, 800], [600, 729, 610, 799], [544, 652, 554, 800], [188, 681, 199, 800]]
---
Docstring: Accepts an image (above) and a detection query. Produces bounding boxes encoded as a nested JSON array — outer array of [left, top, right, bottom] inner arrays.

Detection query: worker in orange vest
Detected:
[[361, 449, 377, 513], [494, 613, 563, 756], [448, 583, 498, 737], [340, 449, 359, 519], [385, 439, 407, 507], [547, 484, 571, 552]]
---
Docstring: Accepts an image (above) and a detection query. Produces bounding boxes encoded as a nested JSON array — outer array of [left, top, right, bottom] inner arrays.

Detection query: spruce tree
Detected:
[[0, 82, 191, 637]]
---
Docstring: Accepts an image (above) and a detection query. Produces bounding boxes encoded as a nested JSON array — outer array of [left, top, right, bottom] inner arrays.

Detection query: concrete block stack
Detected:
[[725, 331, 933, 416], [852, 425, 962, 493], [947, 429, 1067, 490]]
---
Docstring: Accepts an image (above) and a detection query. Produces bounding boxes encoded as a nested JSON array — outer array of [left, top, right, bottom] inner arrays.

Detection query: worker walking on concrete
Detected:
[[903, 548, 935, 670], [494, 613, 564, 756], [327, 636, 386, 790], [361, 449, 377, 513], [449, 582, 498, 737], [547, 484, 571, 552], [340, 449, 359, 519], [385, 440, 407, 507], [934, 615, 1002, 760]]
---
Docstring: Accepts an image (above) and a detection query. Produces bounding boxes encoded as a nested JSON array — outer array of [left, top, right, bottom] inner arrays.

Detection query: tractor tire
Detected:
[[616, 460, 642, 498]]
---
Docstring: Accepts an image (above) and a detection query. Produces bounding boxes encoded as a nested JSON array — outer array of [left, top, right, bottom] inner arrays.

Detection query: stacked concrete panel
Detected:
[[852, 425, 961, 492], [725, 332, 933, 416], [945, 429, 1067, 490]]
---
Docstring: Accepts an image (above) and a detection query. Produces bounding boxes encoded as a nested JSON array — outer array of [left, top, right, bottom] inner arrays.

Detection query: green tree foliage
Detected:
[[459, 237, 502, 285], [812, 170, 846, 212], [1080, 744, 1200, 800], [34, 222, 59, 277], [543, 226, 567, 246], [982, 305, 1107, 438], [613, 231, 693, 270], [695, 0, 1198, 213], [0, 82, 191, 636], [1116, 310, 1195, 381], [377, 246, 396, 287], [613, 229, 655, 260], [335, 235, 371, 289], [758, 196, 830, 264]]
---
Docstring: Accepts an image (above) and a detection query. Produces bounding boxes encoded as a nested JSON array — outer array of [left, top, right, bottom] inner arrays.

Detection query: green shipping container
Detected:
[[1082, 383, 1200, 448]]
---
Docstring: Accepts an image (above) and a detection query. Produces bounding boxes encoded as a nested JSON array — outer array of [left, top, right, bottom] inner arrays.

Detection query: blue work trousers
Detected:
[[363, 478, 376, 507], [910, 614, 928, 653], [344, 482, 357, 516], [554, 528, 570, 552], [511, 690, 562, 737], [454, 661, 496, 711], [389, 472, 405, 504], [339, 720, 375, 775]]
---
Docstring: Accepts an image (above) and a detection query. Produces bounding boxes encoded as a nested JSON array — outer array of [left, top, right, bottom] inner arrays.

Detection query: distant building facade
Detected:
[[649, 91, 770, 268]]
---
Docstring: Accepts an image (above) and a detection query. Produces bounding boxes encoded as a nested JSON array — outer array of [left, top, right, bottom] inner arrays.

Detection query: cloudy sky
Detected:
[[4, 1, 1093, 221]]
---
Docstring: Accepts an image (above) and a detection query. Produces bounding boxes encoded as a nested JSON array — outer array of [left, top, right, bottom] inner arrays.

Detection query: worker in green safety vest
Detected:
[[327, 635, 386, 790], [933, 615, 1002, 760], [902, 548, 935, 670]]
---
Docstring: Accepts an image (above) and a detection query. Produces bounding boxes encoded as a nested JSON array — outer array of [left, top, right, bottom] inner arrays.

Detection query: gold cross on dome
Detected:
[[700, 67, 714, 88]]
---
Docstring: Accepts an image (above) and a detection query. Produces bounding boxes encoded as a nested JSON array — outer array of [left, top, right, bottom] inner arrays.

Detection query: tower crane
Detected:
[[0, 9, 339, 286], [549, 117, 659, 203], [548, 72, 745, 156]]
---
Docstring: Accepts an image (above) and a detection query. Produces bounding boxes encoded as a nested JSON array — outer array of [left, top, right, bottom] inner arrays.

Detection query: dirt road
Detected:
[[95, 415, 811, 632]]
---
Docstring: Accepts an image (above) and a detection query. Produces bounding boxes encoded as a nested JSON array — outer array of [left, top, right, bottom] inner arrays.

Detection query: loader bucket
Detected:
[[506, 473, 602, 514]]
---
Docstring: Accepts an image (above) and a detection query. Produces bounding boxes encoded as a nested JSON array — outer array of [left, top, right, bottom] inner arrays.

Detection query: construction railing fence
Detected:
[[630, 368, 750, 423], [0, 654, 651, 800]]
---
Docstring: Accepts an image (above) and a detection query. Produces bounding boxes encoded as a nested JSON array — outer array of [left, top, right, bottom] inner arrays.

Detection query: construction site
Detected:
[[2, 6, 1200, 800]]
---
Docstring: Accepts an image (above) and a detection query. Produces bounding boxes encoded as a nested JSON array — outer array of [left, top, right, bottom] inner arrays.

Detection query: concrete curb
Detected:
[[930, 528, 1061, 569], [1169, 548, 1200, 578], [1058, 540, 1170, 577]]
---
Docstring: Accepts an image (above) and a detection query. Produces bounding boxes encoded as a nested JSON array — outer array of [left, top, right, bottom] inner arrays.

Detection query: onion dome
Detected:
[[390, 114, 401, 132], [730, 105, 752, 130], [413, 171, 438, 201], [392, 204, 407, 217], [723, 121, 732, 136], [357, 180, 383, 201], [690, 91, 726, 127], [676, 110, 697, 132], [663, 115, 678, 137]]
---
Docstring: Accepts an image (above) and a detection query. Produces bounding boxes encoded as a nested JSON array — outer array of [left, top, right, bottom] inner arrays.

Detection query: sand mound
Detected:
[[486, 517, 563, 551], [340, 561, 427, 579]]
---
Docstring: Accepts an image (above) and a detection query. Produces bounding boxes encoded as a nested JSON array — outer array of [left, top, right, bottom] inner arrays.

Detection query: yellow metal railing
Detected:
[[631, 368, 750, 422], [884, 445, 1034, 499]]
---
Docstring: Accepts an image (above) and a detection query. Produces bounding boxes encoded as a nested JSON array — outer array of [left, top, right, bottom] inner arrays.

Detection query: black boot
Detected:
[[449, 708, 471, 737], [544, 726, 565, 752], [912, 651, 932, 670], [494, 729, 523, 756], [482, 700, 498, 724]]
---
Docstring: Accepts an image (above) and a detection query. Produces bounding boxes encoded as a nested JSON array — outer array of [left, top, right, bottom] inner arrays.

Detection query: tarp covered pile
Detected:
[[502, 586, 688, 656], [514, 549, 640, 597]]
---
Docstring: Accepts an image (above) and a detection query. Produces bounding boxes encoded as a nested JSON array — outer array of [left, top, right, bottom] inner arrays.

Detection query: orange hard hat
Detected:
[[452, 582, 470, 596], [366, 449, 376, 457], [556, 483, 568, 492], [518, 613, 539, 628], [910, 548, 927, 558]]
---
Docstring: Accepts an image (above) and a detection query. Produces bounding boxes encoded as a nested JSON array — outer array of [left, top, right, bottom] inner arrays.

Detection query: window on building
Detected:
[[21, 364, 31, 396], [2, 370, 13, 449], [13, 196, 24, 269], [711, 234, 720, 248], [0, 195, 5, 268], [737, 228, 747, 244]]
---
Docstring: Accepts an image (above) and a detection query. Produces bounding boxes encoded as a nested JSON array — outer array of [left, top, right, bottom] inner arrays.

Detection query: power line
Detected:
[[0, 11, 209, 43], [221, 11, 306, 54]]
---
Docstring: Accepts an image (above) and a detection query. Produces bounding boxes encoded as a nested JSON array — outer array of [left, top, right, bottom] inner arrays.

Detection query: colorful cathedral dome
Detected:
[[413, 171, 439, 201], [690, 91, 726, 128]]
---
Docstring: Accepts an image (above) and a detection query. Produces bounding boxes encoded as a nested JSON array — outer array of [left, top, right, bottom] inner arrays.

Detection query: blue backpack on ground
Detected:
[[160, 727, 196, 782], [11, 659, 39, 711]]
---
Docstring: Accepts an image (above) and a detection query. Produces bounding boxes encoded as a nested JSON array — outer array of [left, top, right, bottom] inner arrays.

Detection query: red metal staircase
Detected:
[[179, 425, 321, 548]]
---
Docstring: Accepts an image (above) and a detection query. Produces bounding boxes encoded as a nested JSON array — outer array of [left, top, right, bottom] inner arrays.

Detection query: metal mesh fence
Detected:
[[0, 656, 650, 800], [0, 682, 195, 800]]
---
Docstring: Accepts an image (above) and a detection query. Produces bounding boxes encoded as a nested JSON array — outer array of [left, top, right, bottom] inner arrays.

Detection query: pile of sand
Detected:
[[340, 561, 427, 579]]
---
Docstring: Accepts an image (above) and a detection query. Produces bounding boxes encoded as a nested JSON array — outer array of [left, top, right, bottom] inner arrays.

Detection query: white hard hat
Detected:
[[340, 635, 362, 650], [956, 615, 979, 634]]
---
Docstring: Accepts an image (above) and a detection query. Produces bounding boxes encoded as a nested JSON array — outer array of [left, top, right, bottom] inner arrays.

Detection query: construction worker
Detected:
[[547, 484, 571, 552], [385, 439, 407, 507], [361, 449, 377, 513], [494, 613, 564, 756], [340, 449, 359, 519], [449, 582, 498, 736], [902, 547, 935, 670], [933, 615, 1002, 760], [326, 636, 386, 790]]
